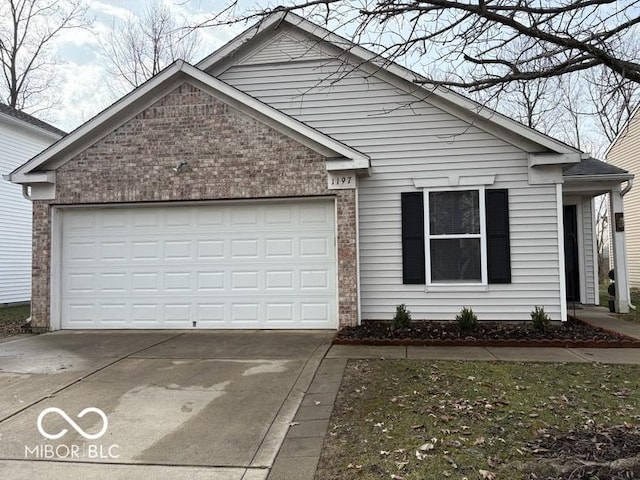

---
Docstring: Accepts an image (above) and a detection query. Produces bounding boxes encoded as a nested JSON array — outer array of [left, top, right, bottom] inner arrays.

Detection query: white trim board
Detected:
[[9, 61, 369, 185]]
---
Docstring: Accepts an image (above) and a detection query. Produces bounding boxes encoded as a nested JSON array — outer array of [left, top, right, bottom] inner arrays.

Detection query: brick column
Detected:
[[31, 201, 51, 331], [337, 190, 358, 327]]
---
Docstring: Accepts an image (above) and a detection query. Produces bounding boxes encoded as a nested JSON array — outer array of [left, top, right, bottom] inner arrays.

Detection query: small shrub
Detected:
[[531, 306, 551, 333], [392, 304, 412, 329], [456, 307, 478, 331]]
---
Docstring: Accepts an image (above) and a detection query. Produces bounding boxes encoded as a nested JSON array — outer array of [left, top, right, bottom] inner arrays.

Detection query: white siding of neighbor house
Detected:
[[582, 196, 597, 304], [0, 119, 59, 304], [214, 27, 564, 321], [607, 111, 640, 287]]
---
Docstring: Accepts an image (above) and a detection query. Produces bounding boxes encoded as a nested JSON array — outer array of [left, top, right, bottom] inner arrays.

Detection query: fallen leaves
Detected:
[[478, 469, 496, 479], [315, 360, 640, 480]]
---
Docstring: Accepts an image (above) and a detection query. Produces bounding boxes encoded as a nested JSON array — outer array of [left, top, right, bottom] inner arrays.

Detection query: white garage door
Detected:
[[60, 200, 337, 329]]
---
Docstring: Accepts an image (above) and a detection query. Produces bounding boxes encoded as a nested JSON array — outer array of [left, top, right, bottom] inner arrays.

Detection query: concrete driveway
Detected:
[[0, 330, 332, 479]]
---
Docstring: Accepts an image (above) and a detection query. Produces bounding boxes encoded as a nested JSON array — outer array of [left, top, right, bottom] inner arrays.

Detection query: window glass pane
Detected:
[[429, 190, 480, 235], [430, 238, 481, 282]]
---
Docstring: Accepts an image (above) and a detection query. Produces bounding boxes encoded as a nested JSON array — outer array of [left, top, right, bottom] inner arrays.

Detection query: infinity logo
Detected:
[[37, 407, 109, 440]]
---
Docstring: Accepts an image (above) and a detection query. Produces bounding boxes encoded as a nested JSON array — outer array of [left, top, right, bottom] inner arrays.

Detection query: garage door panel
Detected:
[[60, 201, 336, 329], [164, 241, 191, 260], [300, 237, 330, 257], [198, 240, 225, 259]]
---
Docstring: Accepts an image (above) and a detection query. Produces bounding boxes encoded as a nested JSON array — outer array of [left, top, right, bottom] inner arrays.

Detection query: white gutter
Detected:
[[563, 173, 634, 183]]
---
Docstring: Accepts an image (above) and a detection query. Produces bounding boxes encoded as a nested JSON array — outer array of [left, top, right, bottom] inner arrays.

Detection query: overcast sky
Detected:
[[48, 0, 248, 132]]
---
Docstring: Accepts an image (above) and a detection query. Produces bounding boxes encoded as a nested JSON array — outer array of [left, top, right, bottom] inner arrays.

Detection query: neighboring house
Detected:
[[607, 106, 640, 289], [7, 13, 634, 331], [0, 104, 65, 305]]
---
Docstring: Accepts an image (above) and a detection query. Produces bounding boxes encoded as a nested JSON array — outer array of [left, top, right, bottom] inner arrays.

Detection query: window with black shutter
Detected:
[[401, 192, 425, 284], [486, 189, 511, 283], [401, 187, 511, 287]]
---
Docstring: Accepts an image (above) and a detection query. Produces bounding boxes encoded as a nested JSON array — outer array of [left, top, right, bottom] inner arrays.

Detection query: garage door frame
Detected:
[[49, 196, 339, 330]]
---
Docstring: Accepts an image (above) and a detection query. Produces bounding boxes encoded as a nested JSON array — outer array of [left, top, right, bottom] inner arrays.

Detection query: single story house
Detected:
[[0, 104, 65, 305], [606, 106, 640, 289], [7, 13, 634, 330]]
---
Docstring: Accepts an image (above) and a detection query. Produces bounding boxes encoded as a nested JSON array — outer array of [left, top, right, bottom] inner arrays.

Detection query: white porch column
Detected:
[[609, 187, 630, 313]]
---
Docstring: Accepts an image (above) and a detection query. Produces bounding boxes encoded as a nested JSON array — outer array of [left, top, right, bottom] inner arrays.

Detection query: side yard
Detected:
[[599, 284, 640, 324], [0, 305, 30, 338], [316, 360, 640, 480]]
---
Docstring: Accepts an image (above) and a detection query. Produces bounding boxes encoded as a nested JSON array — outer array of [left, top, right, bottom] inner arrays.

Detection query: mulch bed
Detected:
[[333, 317, 640, 347]]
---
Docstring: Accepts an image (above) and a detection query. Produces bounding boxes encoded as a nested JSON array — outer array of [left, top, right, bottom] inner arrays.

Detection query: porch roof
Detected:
[[563, 157, 630, 178], [562, 157, 633, 196]]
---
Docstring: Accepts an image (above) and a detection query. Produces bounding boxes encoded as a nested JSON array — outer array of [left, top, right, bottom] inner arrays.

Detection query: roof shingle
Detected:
[[563, 157, 629, 177], [0, 103, 66, 137]]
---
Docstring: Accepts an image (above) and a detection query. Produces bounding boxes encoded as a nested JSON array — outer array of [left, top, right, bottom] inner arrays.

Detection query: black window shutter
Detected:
[[401, 192, 425, 284], [486, 189, 511, 284]]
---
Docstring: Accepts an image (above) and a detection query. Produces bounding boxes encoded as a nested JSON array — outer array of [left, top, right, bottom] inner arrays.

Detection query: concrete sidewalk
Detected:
[[269, 309, 640, 480], [576, 305, 640, 340]]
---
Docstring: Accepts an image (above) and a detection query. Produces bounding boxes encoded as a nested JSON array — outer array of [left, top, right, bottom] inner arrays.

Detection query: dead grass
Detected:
[[316, 360, 640, 480]]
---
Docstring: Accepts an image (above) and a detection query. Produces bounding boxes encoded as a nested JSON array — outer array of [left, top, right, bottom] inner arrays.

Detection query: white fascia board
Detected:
[[0, 113, 63, 142], [9, 61, 187, 181], [563, 173, 634, 183], [183, 64, 369, 166], [325, 157, 370, 171], [8, 59, 368, 185], [291, 16, 582, 156], [10, 171, 56, 184], [529, 152, 583, 167], [202, 12, 582, 157]]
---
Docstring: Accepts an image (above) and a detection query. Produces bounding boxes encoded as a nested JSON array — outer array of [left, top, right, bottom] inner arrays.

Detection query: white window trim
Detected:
[[424, 185, 488, 291]]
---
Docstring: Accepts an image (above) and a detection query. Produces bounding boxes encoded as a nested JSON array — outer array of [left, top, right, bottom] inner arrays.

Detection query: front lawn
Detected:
[[0, 304, 30, 338], [316, 360, 640, 479]]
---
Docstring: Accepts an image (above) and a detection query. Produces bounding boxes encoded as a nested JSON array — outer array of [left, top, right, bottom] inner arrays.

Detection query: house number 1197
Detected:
[[327, 173, 356, 190]]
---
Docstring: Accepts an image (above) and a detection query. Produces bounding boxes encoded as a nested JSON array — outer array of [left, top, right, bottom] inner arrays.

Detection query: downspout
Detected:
[[21, 182, 33, 326], [2, 174, 31, 201], [22, 184, 32, 201], [621, 178, 635, 310]]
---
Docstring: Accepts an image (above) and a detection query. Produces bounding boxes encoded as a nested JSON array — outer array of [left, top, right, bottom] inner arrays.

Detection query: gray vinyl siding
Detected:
[[215, 31, 563, 321], [582, 197, 597, 304], [0, 120, 58, 304], [607, 112, 640, 287]]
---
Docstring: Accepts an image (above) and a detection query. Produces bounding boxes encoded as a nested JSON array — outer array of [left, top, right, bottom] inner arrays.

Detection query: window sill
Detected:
[[426, 284, 488, 293]]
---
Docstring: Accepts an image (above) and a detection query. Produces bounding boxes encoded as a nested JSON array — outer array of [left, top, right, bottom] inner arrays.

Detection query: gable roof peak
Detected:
[[198, 11, 581, 158]]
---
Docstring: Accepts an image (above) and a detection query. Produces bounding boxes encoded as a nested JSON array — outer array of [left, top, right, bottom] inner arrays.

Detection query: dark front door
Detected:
[[563, 205, 580, 302]]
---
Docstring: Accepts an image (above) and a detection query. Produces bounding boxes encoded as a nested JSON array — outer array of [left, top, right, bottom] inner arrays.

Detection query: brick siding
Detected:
[[30, 82, 358, 330]]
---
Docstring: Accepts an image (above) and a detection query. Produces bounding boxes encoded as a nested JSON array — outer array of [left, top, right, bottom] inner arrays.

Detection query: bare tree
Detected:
[[102, 1, 200, 93], [201, 1, 640, 90], [0, 0, 90, 112], [588, 67, 640, 143]]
